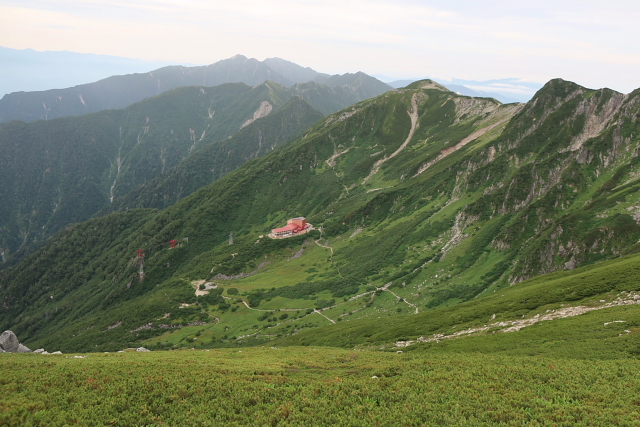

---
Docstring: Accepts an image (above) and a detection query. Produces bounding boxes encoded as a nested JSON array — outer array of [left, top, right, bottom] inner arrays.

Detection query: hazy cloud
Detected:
[[1, 0, 638, 93]]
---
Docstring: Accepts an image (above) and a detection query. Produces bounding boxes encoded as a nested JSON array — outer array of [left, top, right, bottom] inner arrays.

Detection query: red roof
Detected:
[[272, 223, 300, 233]]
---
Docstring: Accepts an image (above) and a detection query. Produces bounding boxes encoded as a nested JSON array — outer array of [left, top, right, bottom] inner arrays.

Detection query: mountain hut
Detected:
[[269, 217, 312, 239]]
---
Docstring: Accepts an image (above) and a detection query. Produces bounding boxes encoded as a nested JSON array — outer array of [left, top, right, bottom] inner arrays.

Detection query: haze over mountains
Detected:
[[0, 47, 542, 116], [0, 53, 390, 123], [0, 46, 185, 98]]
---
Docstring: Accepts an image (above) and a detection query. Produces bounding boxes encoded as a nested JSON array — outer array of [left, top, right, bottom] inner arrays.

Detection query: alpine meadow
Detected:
[[2, 53, 640, 426]]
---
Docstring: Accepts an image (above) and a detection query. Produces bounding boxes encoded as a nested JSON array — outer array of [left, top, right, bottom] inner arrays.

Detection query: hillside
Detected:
[[277, 251, 640, 358], [106, 96, 324, 211], [2, 79, 640, 353], [0, 81, 329, 263], [0, 54, 391, 123]]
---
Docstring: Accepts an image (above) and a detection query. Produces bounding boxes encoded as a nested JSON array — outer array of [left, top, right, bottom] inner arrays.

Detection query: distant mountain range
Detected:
[[0, 54, 390, 123]]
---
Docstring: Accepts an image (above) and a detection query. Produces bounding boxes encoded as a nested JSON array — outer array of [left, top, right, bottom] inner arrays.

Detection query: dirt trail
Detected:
[[363, 93, 420, 185], [385, 288, 419, 314], [231, 297, 309, 312], [314, 309, 336, 324], [314, 239, 334, 255], [314, 237, 345, 278]]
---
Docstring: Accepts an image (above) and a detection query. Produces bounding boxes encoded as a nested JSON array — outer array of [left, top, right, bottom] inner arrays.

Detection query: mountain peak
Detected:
[[405, 79, 451, 92]]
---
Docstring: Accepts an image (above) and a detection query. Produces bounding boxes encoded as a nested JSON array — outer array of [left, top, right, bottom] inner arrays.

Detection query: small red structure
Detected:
[[136, 249, 144, 258], [169, 240, 177, 248], [270, 217, 311, 238]]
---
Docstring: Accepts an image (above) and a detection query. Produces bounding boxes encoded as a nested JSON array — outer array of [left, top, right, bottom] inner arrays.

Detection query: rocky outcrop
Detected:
[[0, 330, 30, 353], [17, 344, 31, 353]]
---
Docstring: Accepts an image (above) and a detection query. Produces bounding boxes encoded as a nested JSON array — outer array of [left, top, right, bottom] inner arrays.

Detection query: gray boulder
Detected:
[[17, 344, 31, 353], [0, 330, 19, 352]]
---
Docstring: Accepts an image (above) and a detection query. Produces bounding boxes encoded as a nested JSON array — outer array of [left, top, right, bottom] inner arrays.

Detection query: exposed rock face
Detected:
[[0, 330, 20, 352], [240, 101, 274, 129]]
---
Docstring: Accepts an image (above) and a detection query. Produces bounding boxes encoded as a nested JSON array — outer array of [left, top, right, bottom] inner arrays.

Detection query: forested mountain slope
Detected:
[[2, 79, 640, 353], [106, 96, 324, 211], [0, 81, 326, 262], [0, 55, 390, 123]]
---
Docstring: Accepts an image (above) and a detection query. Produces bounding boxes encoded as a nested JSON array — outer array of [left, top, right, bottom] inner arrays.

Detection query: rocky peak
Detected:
[[405, 79, 451, 92]]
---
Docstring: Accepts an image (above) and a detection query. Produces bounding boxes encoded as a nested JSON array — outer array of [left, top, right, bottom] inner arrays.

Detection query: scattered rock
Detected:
[[72, 355, 86, 359], [51, 351, 62, 355], [634, 295, 640, 301], [136, 347, 150, 352], [106, 321, 122, 331], [17, 344, 31, 353]]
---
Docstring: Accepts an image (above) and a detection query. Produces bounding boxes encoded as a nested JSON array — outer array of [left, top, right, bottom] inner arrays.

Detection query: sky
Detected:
[[1, 0, 639, 96]]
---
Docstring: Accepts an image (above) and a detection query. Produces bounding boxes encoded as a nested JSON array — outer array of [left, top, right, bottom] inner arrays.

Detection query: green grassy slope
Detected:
[[277, 251, 640, 358], [3, 349, 640, 426]]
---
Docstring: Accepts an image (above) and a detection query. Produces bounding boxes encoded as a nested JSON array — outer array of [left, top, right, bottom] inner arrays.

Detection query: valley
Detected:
[[2, 63, 640, 426], [3, 76, 640, 354]]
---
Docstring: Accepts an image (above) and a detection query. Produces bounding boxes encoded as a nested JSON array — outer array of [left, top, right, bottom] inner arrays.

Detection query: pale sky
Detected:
[[1, 0, 639, 94]]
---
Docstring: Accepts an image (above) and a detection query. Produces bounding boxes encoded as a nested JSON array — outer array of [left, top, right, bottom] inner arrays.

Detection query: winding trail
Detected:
[[314, 237, 345, 279], [385, 288, 419, 314], [363, 93, 420, 185]]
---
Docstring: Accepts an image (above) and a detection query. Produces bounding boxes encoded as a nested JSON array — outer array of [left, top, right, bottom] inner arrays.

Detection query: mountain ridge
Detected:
[[2, 78, 640, 353], [0, 55, 391, 123]]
